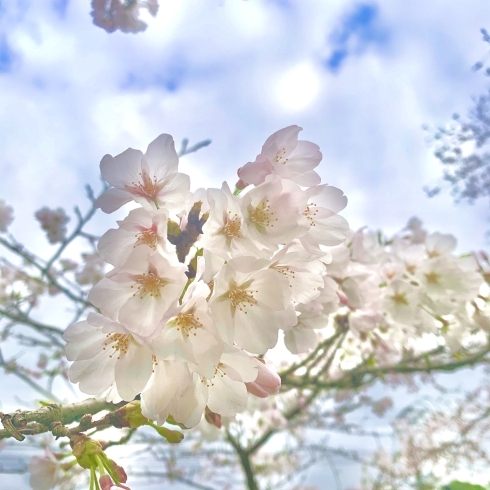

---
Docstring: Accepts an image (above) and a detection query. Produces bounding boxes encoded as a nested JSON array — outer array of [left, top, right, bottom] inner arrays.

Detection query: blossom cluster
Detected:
[[284, 215, 490, 367], [0, 199, 14, 233], [34, 206, 70, 244], [64, 126, 349, 428]]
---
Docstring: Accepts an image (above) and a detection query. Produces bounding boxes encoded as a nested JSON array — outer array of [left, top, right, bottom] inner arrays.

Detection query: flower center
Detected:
[[274, 147, 289, 165], [248, 200, 277, 230], [103, 333, 132, 359], [222, 213, 242, 239], [135, 225, 158, 250], [425, 271, 440, 285], [131, 271, 168, 299], [125, 171, 163, 207], [406, 263, 416, 275], [304, 202, 319, 227], [228, 286, 257, 313], [173, 309, 203, 337], [391, 291, 409, 306]]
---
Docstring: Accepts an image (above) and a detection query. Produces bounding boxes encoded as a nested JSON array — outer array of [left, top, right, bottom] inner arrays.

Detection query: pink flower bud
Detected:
[[234, 178, 249, 190], [205, 407, 222, 429], [111, 461, 128, 483], [100, 474, 131, 490], [100, 475, 114, 490], [246, 359, 281, 398], [337, 290, 349, 306]]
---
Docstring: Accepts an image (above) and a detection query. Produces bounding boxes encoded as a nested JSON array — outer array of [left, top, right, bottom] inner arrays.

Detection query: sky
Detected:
[[1, 0, 490, 488]]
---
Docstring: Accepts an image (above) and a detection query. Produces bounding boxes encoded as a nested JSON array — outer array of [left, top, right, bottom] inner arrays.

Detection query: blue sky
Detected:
[[326, 3, 389, 71], [1, 0, 490, 488], [1, 0, 489, 256]]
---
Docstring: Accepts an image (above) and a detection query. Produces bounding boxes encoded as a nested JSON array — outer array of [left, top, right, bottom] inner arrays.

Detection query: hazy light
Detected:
[[276, 62, 321, 112]]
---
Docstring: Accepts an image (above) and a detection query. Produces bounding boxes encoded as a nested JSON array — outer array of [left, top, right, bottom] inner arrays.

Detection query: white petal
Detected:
[[284, 327, 319, 354], [94, 187, 133, 213], [115, 344, 153, 400], [143, 134, 178, 180], [208, 374, 248, 416], [99, 149, 144, 188], [68, 352, 117, 396]]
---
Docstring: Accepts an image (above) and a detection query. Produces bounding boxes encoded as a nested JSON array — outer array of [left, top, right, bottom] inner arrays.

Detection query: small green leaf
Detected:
[[167, 220, 182, 241], [150, 424, 184, 443]]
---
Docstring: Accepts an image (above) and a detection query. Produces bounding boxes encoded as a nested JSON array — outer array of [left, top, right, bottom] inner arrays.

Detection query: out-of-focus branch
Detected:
[[178, 138, 212, 158], [0, 348, 61, 403], [43, 184, 104, 273], [0, 236, 88, 306], [0, 307, 63, 338]]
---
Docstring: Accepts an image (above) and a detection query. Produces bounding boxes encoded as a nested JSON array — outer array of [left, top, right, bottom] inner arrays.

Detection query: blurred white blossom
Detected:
[[34, 206, 70, 244], [0, 199, 14, 233]]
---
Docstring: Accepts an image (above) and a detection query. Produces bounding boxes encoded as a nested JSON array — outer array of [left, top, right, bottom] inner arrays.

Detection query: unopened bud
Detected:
[[110, 401, 148, 429], [234, 178, 248, 191], [100, 474, 131, 490], [204, 407, 222, 429], [245, 358, 281, 398], [106, 460, 128, 483], [70, 434, 103, 469]]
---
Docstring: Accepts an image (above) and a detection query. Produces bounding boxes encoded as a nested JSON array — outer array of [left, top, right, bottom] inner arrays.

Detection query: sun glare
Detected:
[[275, 61, 321, 112]]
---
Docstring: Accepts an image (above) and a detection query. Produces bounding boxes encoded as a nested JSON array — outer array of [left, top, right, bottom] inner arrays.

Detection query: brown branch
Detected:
[[0, 398, 126, 441]]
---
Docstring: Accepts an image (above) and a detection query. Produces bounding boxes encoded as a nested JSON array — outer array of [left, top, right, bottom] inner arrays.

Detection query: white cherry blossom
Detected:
[[241, 175, 310, 248], [425, 231, 457, 258], [299, 185, 349, 255], [382, 280, 420, 326], [34, 206, 70, 244], [88, 245, 187, 338], [284, 296, 333, 354], [98, 207, 172, 267], [28, 449, 64, 490], [64, 312, 153, 400], [143, 347, 258, 427], [238, 125, 322, 187], [268, 243, 326, 305], [140, 360, 192, 425], [201, 183, 264, 260], [210, 256, 296, 354], [151, 281, 223, 379], [95, 134, 191, 214]]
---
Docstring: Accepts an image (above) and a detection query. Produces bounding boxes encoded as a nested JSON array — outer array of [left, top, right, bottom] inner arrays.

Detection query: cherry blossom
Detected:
[[28, 448, 64, 490], [237, 125, 322, 187], [299, 185, 350, 255], [201, 183, 264, 260], [241, 175, 310, 248], [88, 245, 187, 338], [210, 256, 296, 354], [151, 280, 223, 378], [34, 206, 70, 244], [0, 199, 13, 233], [142, 347, 258, 427], [94, 134, 190, 214], [98, 207, 172, 267], [64, 312, 153, 400]]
